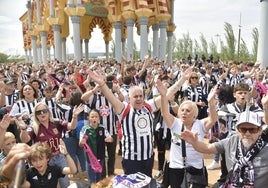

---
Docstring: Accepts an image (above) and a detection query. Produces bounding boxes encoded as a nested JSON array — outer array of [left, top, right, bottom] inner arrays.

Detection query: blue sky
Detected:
[[0, 0, 261, 55]]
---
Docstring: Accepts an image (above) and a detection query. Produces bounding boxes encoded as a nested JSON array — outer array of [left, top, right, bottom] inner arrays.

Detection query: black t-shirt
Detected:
[[26, 165, 65, 188]]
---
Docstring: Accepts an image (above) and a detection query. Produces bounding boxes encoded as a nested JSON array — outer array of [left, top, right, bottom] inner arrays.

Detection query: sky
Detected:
[[0, 0, 261, 56]]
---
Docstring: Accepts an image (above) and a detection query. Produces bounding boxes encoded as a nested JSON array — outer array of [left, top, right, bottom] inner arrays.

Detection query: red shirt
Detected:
[[28, 121, 68, 153]]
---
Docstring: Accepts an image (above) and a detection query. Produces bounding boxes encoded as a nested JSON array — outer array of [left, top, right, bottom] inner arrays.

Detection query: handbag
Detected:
[[83, 143, 103, 173], [181, 125, 208, 188]]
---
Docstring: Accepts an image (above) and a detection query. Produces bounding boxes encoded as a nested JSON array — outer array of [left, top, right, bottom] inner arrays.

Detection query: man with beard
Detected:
[[181, 110, 268, 187]]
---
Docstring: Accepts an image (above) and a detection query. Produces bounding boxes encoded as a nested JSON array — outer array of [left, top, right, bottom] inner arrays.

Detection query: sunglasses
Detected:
[[237, 127, 260, 134], [35, 109, 49, 115], [191, 77, 198, 79]]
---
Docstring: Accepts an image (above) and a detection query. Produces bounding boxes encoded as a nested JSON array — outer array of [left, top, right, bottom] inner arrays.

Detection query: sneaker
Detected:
[[154, 170, 164, 180], [207, 160, 220, 170]]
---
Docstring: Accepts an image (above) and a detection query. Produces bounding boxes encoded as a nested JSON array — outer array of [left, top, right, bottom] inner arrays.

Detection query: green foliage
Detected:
[[172, 22, 257, 62], [0, 53, 9, 63]]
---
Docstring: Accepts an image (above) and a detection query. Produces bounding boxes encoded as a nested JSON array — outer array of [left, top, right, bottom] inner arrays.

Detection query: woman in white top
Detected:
[[156, 79, 218, 188]]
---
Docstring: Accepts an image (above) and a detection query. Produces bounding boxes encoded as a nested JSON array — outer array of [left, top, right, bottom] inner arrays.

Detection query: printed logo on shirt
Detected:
[[99, 105, 110, 117], [135, 114, 150, 136], [52, 128, 59, 135]]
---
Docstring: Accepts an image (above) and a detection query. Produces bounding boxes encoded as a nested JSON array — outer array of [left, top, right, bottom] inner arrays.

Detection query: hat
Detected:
[[4, 78, 14, 85], [236, 110, 262, 127]]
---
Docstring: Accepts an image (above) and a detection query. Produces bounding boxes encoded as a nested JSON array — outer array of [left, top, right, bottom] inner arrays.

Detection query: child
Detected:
[[79, 109, 113, 185], [26, 139, 77, 188], [0, 132, 16, 165]]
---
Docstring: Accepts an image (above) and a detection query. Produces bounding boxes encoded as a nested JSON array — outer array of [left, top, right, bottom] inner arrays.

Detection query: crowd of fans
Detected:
[[0, 56, 268, 187]]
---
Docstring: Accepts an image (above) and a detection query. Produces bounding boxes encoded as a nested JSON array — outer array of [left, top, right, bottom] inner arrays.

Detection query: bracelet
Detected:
[[64, 153, 69, 157]]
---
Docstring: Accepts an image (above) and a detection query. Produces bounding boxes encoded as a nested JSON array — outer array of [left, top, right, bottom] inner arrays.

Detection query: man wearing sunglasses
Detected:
[[181, 110, 268, 187]]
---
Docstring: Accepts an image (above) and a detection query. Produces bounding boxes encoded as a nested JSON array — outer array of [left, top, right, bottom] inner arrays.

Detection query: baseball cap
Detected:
[[236, 110, 261, 127]]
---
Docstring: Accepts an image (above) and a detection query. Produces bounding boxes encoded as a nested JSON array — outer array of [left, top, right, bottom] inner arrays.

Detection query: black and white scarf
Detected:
[[221, 135, 267, 188]]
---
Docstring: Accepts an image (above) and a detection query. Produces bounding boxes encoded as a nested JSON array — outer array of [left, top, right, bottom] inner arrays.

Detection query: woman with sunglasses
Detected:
[[17, 102, 84, 188], [183, 72, 208, 119]]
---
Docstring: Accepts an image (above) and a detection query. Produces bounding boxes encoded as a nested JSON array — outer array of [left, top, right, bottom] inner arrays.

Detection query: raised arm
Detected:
[[156, 79, 174, 128], [261, 92, 268, 124], [203, 86, 218, 131], [87, 70, 124, 114], [181, 130, 218, 154], [166, 67, 192, 100], [59, 139, 77, 174]]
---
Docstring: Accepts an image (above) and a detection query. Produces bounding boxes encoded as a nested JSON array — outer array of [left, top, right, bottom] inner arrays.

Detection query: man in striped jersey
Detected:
[[87, 68, 191, 177]]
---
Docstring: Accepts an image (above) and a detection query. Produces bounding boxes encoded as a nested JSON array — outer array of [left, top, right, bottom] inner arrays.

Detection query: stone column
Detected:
[[47, 47, 51, 62], [40, 31, 48, 64], [70, 16, 82, 61], [159, 21, 167, 61], [52, 25, 62, 61], [167, 31, 173, 65], [122, 38, 126, 60], [125, 19, 134, 62], [29, 49, 32, 63], [114, 21, 122, 63], [37, 44, 42, 64], [105, 41, 109, 62], [257, 0, 268, 67], [31, 36, 38, 66], [152, 24, 159, 59], [84, 39, 89, 61], [24, 49, 29, 62], [139, 17, 149, 61], [62, 38, 67, 63]]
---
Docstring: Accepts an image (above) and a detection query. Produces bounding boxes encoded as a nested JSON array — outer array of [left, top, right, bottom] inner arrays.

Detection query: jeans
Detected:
[[49, 154, 69, 188], [86, 159, 105, 184], [63, 137, 86, 172]]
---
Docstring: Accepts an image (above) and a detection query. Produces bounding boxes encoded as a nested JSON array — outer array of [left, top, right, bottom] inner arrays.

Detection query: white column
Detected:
[[37, 45, 42, 65], [84, 39, 89, 61], [126, 19, 134, 62], [28, 49, 32, 62], [31, 36, 38, 66], [139, 17, 149, 61], [257, 0, 268, 67], [114, 21, 122, 63], [49, 0, 55, 17], [167, 31, 173, 66], [62, 38, 67, 63], [105, 41, 109, 62], [152, 24, 159, 59], [52, 25, 62, 61], [71, 16, 82, 61], [159, 21, 167, 61], [40, 31, 48, 64]]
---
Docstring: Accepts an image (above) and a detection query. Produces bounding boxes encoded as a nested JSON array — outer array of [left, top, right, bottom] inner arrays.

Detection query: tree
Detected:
[[239, 38, 250, 61], [0, 53, 9, 63], [199, 33, 208, 57], [223, 22, 236, 60]]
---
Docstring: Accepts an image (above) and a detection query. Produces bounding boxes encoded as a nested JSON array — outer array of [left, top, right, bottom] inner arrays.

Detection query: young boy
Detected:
[[26, 139, 77, 188], [0, 132, 16, 165], [79, 109, 113, 185]]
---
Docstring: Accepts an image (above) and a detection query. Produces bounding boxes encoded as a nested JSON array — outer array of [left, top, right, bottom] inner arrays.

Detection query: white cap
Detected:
[[236, 110, 262, 127]]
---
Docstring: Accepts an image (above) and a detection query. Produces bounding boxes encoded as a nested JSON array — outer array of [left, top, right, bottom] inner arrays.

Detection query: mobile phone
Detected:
[[13, 160, 26, 188]]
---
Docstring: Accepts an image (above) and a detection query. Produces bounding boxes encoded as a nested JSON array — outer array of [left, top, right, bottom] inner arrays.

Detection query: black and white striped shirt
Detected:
[[88, 93, 117, 135], [118, 102, 155, 161], [10, 99, 39, 116], [5, 90, 19, 106]]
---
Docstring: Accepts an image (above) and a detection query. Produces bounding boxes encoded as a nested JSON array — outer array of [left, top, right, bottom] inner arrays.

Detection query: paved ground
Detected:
[[70, 143, 221, 187], [113, 149, 221, 187]]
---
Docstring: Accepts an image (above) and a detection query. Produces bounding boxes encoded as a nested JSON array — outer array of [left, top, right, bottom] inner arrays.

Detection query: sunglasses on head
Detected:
[[237, 127, 260, 134], [35, 109, 49, 115]]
